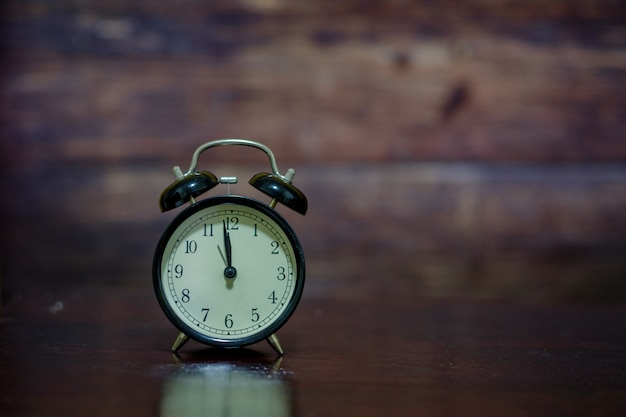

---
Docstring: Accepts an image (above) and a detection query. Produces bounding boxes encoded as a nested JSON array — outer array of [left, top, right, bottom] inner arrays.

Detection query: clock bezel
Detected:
[[152, 195, 306, 349]]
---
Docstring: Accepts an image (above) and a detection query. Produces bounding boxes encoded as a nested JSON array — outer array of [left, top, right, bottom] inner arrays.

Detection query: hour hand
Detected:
[[222, 220, 237, 279]]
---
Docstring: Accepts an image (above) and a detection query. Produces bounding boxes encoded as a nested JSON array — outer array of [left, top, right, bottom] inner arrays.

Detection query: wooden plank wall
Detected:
[[1, 0, 626, 303]]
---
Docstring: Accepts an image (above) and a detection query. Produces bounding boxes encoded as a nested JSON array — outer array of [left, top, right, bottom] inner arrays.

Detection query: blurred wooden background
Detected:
[[1, 0, 625, 303]]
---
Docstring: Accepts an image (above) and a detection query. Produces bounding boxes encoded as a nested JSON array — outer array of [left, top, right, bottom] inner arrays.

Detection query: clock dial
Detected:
[[153, 196, 305, 348]]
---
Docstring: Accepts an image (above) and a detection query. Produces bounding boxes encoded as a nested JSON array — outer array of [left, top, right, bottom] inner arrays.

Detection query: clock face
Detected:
[[153, 195, 305, 348]]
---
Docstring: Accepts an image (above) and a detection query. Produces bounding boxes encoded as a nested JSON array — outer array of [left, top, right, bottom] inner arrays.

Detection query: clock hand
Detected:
[[222, 220, 237, 279], [224, 220, 232, 266], [217, 245, 227, 266]]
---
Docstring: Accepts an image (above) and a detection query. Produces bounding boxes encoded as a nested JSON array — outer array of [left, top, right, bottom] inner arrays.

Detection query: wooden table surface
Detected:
[[1, 284, 625, 417]]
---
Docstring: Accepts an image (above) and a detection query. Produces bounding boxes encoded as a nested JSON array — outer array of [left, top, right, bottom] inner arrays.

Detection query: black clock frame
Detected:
[[153, 195, 306, 349]]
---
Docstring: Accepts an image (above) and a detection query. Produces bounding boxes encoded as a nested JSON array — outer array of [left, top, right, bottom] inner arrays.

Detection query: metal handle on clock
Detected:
[[184, 139, 291, 183]]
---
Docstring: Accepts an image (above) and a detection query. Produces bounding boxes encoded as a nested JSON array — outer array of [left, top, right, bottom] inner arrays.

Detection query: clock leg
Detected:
[[171, 332, 190, 352], [266, 333, 284, 356]]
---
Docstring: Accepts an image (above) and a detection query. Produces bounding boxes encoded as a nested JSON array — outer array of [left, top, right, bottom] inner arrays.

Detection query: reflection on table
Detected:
[[160, 356, 291, 417]]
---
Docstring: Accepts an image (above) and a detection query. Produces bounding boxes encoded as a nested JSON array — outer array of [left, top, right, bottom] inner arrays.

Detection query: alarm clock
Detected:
[[153, 139, 307, 355]]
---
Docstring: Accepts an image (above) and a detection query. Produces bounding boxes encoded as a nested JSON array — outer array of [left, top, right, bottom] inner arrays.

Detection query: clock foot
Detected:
[[171, 332, 190, 352], [266, 333, 284, 356]]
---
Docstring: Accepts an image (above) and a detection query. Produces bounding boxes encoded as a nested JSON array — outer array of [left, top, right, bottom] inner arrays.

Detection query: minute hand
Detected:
[[223, 220, 237, 279]]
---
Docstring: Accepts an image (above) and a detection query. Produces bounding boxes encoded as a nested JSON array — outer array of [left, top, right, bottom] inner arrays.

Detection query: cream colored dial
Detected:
[[154, 196, 304, 346]]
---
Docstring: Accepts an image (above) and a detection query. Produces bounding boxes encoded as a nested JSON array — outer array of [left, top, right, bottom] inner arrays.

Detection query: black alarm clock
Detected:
[[153, 139, 307, 355]]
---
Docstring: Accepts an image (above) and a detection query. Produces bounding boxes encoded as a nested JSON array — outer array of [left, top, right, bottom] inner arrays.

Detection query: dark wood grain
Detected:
[[2, 161, 626, 302], [1, 285, 625, 417], [1, 3, 626, 413], [2, 0, 625, 303], [2, 0, 626, 166]]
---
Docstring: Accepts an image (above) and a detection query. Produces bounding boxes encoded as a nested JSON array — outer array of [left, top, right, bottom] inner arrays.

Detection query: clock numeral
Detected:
[[277, 266, 286, 281], [174, 264, 183, 278], [253, 223, 258, 237], [270, 241, 280, 254], [201, 308, 210, 321], [224, 314, 234, 329], [224, 216, 239, 230], [181, 289, 190, 303], [203, 223, 213, 237], [185, 240, 197, 254], [268, 291, 277, 304], [251, 308, 260, 322]]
